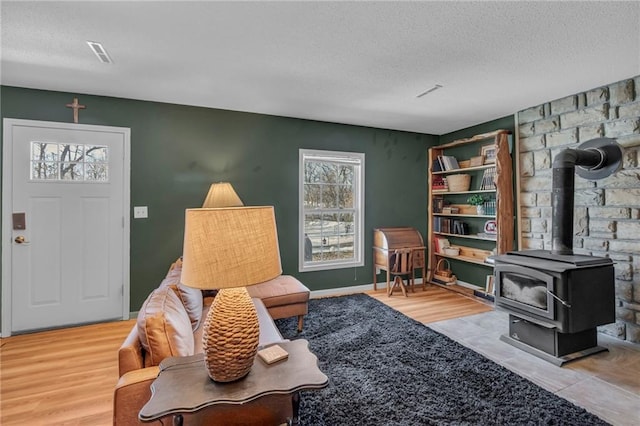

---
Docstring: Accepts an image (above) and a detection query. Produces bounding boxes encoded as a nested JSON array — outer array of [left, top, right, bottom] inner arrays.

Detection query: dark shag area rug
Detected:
[[274, 293, 609, 426]]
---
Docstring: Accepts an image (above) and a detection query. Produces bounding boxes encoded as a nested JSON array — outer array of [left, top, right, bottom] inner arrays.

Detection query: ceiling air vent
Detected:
[[416, 84, 443, 98], [87, 41, 112, 64]]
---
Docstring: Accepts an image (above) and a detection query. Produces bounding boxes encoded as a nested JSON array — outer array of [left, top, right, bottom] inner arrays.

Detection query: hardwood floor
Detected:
[[0, 285, 487, 425], [1, 285, 636, 425], [365, 283, 493, 322], [0, 319, 135, 425]]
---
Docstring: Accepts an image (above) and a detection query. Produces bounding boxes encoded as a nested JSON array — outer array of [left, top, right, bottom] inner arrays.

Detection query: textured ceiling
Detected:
[[2, 1, 639, 134]]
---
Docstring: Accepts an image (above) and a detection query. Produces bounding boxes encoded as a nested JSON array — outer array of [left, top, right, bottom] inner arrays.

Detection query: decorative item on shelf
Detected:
[[469, 156, 484, 167], [480, 145, 496, 164], [202, 182, 244, 208], [181, 206, 282, 382], [441, 206, 459, 215], [480, 167, 497, 190], [458, 160, 471, 169], [447, 174, 471, 192], [443, 247, 460, 256], [484, 220, 497, 235], [467, 194, 486, 215], [433, 198, 444, 213], [433, 259, 457, 285]]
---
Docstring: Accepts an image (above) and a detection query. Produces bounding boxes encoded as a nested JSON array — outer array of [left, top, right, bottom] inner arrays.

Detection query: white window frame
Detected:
[[299, 149, 365, 272]]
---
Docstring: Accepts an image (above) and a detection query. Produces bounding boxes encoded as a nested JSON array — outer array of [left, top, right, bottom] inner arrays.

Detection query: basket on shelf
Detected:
[[446, 174, 471, 192], [433, 259, 457, 283]]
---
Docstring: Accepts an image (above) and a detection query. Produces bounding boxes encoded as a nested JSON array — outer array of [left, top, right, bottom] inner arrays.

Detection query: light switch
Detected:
[[134, 206, 148, 219]]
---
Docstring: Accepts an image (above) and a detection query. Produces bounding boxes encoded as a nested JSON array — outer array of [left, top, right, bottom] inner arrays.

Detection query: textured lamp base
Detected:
[[202, 287, 260, 382]]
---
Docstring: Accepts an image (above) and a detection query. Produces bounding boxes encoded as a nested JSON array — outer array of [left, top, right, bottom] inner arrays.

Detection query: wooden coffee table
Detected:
[[139, 339, 328, 425]]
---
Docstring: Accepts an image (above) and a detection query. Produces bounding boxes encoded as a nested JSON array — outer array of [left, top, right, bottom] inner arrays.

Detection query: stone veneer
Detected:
[[517, 75, 640, 343]]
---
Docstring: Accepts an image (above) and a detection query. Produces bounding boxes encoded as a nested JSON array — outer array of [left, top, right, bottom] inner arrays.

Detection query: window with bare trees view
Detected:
[[30, 142, 108, 182], [299, 149, 364, 272]]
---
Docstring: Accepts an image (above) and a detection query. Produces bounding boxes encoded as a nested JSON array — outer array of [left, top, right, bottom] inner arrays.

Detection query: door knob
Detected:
[[15, 236, 26, 244]]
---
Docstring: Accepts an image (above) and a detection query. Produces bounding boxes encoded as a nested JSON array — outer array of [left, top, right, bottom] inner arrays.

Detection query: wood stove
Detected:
[[494, 138, 622, 366], [494, 250, 614, 365]]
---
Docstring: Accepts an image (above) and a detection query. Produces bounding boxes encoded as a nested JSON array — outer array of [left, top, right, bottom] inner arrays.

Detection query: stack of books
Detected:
[[434, 237, 451, 253], [432, 176, 448, 192]]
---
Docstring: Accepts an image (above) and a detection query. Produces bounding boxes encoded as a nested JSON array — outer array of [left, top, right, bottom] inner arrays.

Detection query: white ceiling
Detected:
[[2, 1, 639, 135]]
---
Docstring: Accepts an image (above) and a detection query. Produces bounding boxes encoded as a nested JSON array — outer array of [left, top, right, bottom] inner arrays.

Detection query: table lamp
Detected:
[[202, 182, 244, 208], [181, 206, 282, 382]]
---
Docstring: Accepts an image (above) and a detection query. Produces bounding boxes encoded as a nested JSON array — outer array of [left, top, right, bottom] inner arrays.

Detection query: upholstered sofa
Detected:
[[113, 259, 310, 425]]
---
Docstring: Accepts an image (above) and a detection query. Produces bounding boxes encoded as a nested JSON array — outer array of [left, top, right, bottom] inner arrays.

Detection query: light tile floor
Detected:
[[428, 310, 640, 426]]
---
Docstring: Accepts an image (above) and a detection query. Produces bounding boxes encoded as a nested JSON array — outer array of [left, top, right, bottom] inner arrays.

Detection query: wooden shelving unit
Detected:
[[427, 130, 515, 288]]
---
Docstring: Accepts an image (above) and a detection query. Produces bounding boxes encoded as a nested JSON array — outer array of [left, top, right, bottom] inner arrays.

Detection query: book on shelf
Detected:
[[483, 200, 496, 216], [434, 237, 450, 253], [437, 155, 460, 171], [433, 216, 442, 232], [447, 156, 460, 170], [432, 176, 447, 192], [452, 220, 469, 235]]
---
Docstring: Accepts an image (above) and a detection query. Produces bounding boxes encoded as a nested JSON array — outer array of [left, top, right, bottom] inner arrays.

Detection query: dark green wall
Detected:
[[1, 86, 437, 314]]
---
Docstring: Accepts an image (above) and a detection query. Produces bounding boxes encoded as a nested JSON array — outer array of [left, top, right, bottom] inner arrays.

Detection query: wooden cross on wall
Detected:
[[65, 97, 86, 123]]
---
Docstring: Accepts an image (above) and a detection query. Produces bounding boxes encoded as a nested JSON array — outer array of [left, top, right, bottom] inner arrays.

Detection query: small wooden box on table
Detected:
[[373, 227, 426, 293]]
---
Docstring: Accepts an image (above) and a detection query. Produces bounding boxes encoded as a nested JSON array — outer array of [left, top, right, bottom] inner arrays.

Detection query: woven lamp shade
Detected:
[[202, 182, 244, 208], [181, 206, 282, 382]]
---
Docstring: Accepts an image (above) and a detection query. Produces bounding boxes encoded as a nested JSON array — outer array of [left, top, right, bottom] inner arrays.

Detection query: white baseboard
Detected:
[[310, 278, 424, 298], [310, 283, 374, 298]]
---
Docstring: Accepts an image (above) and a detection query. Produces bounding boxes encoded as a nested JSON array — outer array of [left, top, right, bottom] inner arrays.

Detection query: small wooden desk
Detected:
[[373, 227, 426, 292], [139, 339, 328, 425]]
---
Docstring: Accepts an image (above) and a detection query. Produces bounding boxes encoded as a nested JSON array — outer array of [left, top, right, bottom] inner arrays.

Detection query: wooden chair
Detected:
[[388, 248, 414, 297]]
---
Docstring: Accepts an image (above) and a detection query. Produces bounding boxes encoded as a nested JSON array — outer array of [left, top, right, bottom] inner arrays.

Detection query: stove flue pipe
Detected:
[[551, 138, 623, 255]]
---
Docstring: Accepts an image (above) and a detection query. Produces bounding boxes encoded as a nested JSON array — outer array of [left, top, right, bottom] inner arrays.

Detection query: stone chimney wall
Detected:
[[517, 75, 640, 343]]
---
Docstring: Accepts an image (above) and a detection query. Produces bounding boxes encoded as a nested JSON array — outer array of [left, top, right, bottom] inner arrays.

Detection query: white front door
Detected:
[[2, 119, 130, 335]]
